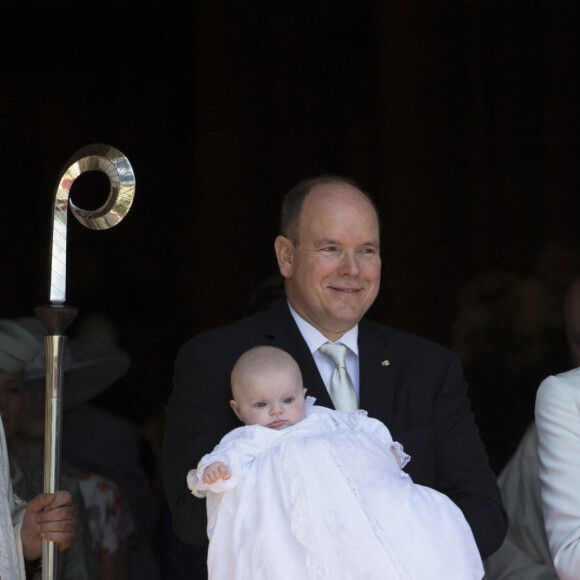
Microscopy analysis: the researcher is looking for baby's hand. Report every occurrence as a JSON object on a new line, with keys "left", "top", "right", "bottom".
{"left": 202, "top": 461, "right": 231, "bottom": 484}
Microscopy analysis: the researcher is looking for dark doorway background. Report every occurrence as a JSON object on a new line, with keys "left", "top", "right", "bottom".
{"left": 2, "top": 1, "right": 579, "bottom": 473}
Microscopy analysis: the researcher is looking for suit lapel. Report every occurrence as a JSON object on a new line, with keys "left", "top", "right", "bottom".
{"left": 262, "top": 301, "right": 334, "bottom": 408}
{"left": 260, "top": 303, "right": 398, "bottom": 415}
{"left": 358, "top": 319, "right": 397, "bottom": 425}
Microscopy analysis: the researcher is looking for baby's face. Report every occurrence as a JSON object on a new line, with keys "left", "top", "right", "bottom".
{"left": 230, "top": 366, "right": 306, "bottom": 430}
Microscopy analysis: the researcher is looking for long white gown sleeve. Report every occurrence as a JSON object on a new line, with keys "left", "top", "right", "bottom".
{"left": 187, "top": 424, "right": 266, "bottom": 497}
{"left": 1, "top": 419, "right": 26, "bottom": 580}
{"left": 187, "top": 399, "right": 483, "bottom": 580}
{"left": 536, "top": 369, "right": 580, "bottom": 580}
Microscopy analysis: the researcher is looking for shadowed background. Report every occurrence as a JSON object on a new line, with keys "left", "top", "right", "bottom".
{"left": 1, "top": 0, "right": 579, "bottom": 473}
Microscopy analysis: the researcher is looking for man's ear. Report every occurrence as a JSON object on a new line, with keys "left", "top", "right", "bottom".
{"left": 230, "top": 400, "right": 243, "bottom": 422}
{"left": 274, "top": 235, "right": 294, "bottom": 278}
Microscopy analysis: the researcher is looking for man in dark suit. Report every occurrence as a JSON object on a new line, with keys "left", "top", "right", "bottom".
{"left": 163, "top": 175, "right": 507, "bottom": 565}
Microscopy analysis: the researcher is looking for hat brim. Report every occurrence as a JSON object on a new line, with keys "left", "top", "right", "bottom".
{"left": 24, "top": 352, "right": 130, "bottom": 410}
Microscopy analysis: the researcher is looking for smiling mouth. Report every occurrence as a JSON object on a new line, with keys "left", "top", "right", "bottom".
{"left": 330, "top": 287, "right": 360, "bottom": 293}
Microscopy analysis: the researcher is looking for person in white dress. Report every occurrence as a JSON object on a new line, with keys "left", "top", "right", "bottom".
{"left": 188, "top": 346, "right": 484, "bottom": 580}
{"left": 535, "top": 274, "right": 580, "bottom": 580}
{"left": 536, "top": 368, "right": 580, "bottom": 580}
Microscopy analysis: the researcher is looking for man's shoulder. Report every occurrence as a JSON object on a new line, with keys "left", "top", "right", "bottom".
{"left": 187, "top": 306, "right": 281, "bottom": 343}
{"left": 175, "top": 302, "right": 290, "bottom": 366}
{"left": 361, "top": 317, "right": 455, "bottom": 359}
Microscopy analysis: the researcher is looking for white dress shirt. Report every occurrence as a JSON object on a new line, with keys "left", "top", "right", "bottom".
{"left": 287, "top": 302, "right": 360, "bottom": 403}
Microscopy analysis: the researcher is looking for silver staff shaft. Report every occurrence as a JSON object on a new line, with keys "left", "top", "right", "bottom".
{"left": 42, "top": 334, "right": 66, "bottom": 578}
{"left": 38, "top": 143, "right": 135, "bottom": 580}
{"left": 36, "top": 305, "right": 77, "bottom": 580}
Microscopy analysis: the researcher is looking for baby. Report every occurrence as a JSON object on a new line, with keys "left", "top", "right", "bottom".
{"left": 188, "top": 346, "right": 483, "bottom": 580}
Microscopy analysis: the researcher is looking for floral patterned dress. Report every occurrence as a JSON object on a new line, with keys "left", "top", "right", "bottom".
{"left": 76, "top": 472, "right": 136, "bottom": 562}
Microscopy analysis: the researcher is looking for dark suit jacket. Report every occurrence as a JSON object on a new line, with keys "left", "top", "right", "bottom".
{"left": 163, "top": 300, "right": 507, "bottom": 559}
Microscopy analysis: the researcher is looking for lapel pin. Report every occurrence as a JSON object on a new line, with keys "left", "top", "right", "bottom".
{"left": 381, "top": 360, "right": 390, "bottom": 366}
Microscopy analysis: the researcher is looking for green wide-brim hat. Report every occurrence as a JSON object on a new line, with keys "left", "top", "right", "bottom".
{"left": 0, "top": 320, "right": 42, "bottom": 373}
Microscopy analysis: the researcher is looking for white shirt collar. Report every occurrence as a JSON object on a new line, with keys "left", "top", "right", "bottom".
{"left": 287, "top": 301, "right": 359, "bottom": 355}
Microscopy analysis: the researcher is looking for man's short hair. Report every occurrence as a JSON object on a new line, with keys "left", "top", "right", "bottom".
{"left": 279, "top": 175, "right": 379, "bottom": 244}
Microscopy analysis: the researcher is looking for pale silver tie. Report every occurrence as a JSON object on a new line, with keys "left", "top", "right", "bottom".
{"left": 319, "top": 342, "right": 358, "bottom": 412}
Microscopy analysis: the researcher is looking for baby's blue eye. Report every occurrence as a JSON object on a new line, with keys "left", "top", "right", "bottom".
{"left": 255, "top": 402, "right": 267, "bottom": 408}
{"left": 283, "top": 397, "right": 294, "bottom": 404}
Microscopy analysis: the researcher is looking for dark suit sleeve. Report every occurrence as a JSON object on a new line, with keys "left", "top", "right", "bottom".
{"left": 162, "top": 332, "right": 241, "bottom": 546}
{"left": 428, "top": 351, "right": 508, "bottom": 559}
{"left": 162, "top": 304, "right": 302, "bottom": 545}
{"left": 377, "top": 325, "right": 507, "bottom": 560}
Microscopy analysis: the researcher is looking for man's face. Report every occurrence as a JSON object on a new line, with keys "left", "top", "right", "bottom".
{"left": 0, "top": 370, "right": 23, "bottom": 438}
{"left": 276, "top": 183, "right": 381, "bottom": 341}
{"left": 230, "top": 365, "right": 307, "bottom": 430}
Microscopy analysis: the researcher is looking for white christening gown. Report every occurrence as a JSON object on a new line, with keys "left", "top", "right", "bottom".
{"left": 188, "top": 398, "right": 483, "bottom": 580}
